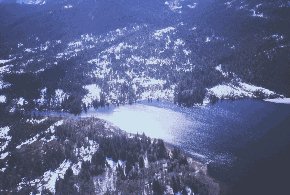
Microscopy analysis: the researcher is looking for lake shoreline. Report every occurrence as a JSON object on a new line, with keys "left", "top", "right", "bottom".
{"left": 28, "top": 109, "right": 225, "bottom": 194}
{"left": 29, "top": 99, "right": 290, "bottom": 195}
{"left": 165, "top": 142, "right": 225, "bottom": 194}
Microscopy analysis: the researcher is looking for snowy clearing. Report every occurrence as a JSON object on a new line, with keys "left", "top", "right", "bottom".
{"left": 82, "top": 84, "right": 101, "bottom": 106}
{"left": 207, "top": 82, "right": 277, "bottom": 99}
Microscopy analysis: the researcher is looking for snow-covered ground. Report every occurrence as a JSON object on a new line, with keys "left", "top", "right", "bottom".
{"left": 17, "top": 160, "right": 72, "bottom": 194}
{"left": 17, "top": 97, "right": 27, "bottom": 106}
{"left": 215, "top": 64, "right": 229, "bottom": 77}
{"left": 0, "top": 59, "right": 13, "bottom": 64}
{"left": 64, "top": 4, "right": 73, "bottom": 9}
{"left": 165, "top": 0, "right": 183, "bottom": 13}
{"left": 16, "top": 134, "right": 40, "bottom": 149}
{"left": 34, "top": 88, "right": 67, "bottom": 108}
{"left": 264, "top": 98, "right": 290, "bottom": 104}
{"left": 26, "top": 117, "right": 48, "bottom": 124}
{"left": 16, "top": 135, "right": 99, "bottom": 194}
{"left": 187, "top": 3, "right": 197, "bottom": 9}
{"left": 0, "top": 80, "right": 11, "bottom": 90}
{"left": 48, "top": 120, "right": 64, "bottom": 134}
{"left": 251, "top": 9, "right": 266, "bottom": 18}
{"left": 16, "top": 120, "right": 63, "bottom": 149}
{"left": 52, "top": 89, "right": 67, "bottom": 107}
{"left": 0, "top": 12, "right": 287, "bottom": 110}
{"left": 94, "top": 158, "right": 125, "bottom": 194}
{"left": 204, "top": 81, "right": 278, "bottom": 104}
{"left": 74, "top": 138, "right": 99, "bottom": 162}
{"left": 153, "top": 27, "right": 176, "bottom": 40}
{"left": 0, "top": 65, "right": 13, "bottom": 74}
{"left": 82, "top": 84, "right": 101, "bottom": 106}
{"left": 16, "top": 0, "right": 46, "bottom": 5}
{"left": 15, "top": 118, "right": 99, "bottom": 194}
{"left": 0, "top": 95, "right": 6, "bottom": 103}
{"left": 206, "top": 64, "right": 281, "bottom": 103}
{"left": 0, "top": 152, "right": 9, "bottom": 160}
{"left": 0, "top": 126, "right": 11, "bottom": 154}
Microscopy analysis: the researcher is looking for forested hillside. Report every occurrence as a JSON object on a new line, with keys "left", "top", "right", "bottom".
{"left": 0, "top": 114, "right": 219, "bottom": 194}
{"left": 0, "top": 0, "right": 289, "bottom": 114}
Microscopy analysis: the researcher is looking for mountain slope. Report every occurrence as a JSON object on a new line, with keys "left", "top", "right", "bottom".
{"left": 0, "top": 0, "right": 289, "bottom": 111}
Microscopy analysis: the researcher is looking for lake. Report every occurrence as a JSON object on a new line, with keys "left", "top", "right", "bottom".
{"left": 81, "top": 99, "right": 290, "bottom": 194}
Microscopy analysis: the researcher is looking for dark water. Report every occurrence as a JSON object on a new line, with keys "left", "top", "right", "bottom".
{"left": 86, "top": 99, "right": 290, "bottom": 194}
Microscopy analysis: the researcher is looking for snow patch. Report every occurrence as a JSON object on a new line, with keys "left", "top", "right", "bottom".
{"left": 145, "top": 57, "right": 171, "bottom": 66}
{"left": 265, "top": 34, "right": 284, "bottom": 42}
{"left": 165, "top": 0, "right": 182, "bottom": 13}
{"left": 0, "top": 80, "right": 11, "bottom": 90}
{"left": 0, "top": 65, "right": 13, "bottom": 74}
{"left": 206, "top": 82, "right": 277, "bottom": 100}
{"left": 16, "top": 135, "right": 39, "bottom": 149}
{"left": 0, "top": 59, "right": 12, "bottom": 64}
{"left": 48, "top": 120, "right": 64, "bottom": 134}
{"left": 82, "top": 84, "right": 101, "bottom": 106}
{"left": 215, "top": 64, "right": 229, "bottom": 77}
{"left": 144, "top": 153, "right": 149, "bottom": 168}
{"left": 251, "top": 9, "right": 266, "bottom": 18}
{"left": 26, "top": 117, "right": 48, "bottom": 125}
{"left": 0, "top": 126, "right": 11, "bottom": 153}
{"left": 41, "top": 160, "right": 71, "bottom": 193}
{"left": 264, "top": 98, "right": 290, "bottom": 104}
{"left": 183, "top": 49, "right": 191, "bottom": 56}
{"left": 174, "top": 39, "right": 185, "bottom": 47}
{"left": 35, "top": 88, "right": 47, "bottom": 106}
{"left": 17, "top": 160, "right": 71, "bottom": 194}
{"left": 191, "top": 27, "right": 197, "bottom": 31}
{"left": 39, "top": 41, "right": 50, "bottom": 51}
{"left": 205, "top": 37, "right": 212, "bottom": 42}
{"left": 153, "top": 27, "right": 175, "bottom": 40}
{"left": 0, "top": 152, "right": 9, "bottom": 160}
{"left": 16, "top": 120, "right": 64, "bottom": 149}
{"left": 0, "top": 95, "right": 6, "bottom": 103}
{"left": 17, "top": 97, "right": 27, "bottom": 106}
{"left": 64, "top": 4, "right": 73, "bottom": 9}
{"left": 187, "top": 3, "right": 197, "bottom": 9}
{"left": 18, "top": 43, "right": 24, "bottom": 48}
{"left": 24, "top": 48, "right": 35, "bottom": 53}
{"left": 0, "top": 126, "right": 10, "bottom": 141}
{"left": 17, "top": 0, "right": 46, "bottom": 5}
{"left": 225, "top": 1, "right": 234, "bottom": 8}
{"left": 94, "top": 158, "right": 124, "bottom": 193}
{"left": 74, "top": 139, "right": 99, "bottom": 162}
{"left": 106, "top": 42, "right": 137, "bottom": 60}
{"left": 239, "top": 82, "right": 275, "bottom": 96}
{"left": 52, "top": 89, "right": 67, "bottom": 106}
{"left": 71, "top": 161, "right": 82, "bottom": 175}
